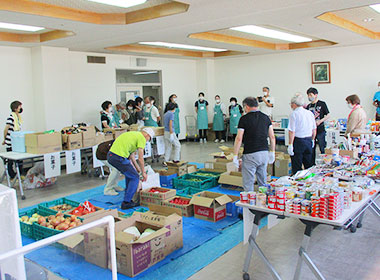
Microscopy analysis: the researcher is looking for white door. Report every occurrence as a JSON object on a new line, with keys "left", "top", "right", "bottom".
{"left": 116, "top": 85, "right": 143, "bottom": 103}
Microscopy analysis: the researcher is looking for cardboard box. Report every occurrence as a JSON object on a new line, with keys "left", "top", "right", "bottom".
{"left": 140, "top": 187, "right": 176, "bottom": 206}
{"left": 167, "top": 161, "right": 188, "bottom": 177}
{"left": 104, "top": 132, "right": 114, "bottom": 142}
{"left": 95, "top": 133, "right": 105, "bottom": 145}
{"left": 161, "top": 196, "right": 194, "bottom": 217}
{"left": 103, "top": 128, "right": 128, "bottom": 139}
{"left": 25, "top": 132, "right": 62, "bottom": 154}
{"left": 267, "top": 163, "right": 274, "bottom": 176}
{"left": 62, "top": 133, "right": 83, "bottom": 150}
{"left": 81, "top": 126, "right": 96, "bottom": 147}
{"left": 115, "top": 212, "right": 182, "bottom": 277}
{"left": 204, "top": 161, "right": 237, "bottom": 173}
{"left": 219, "top": 145, "right": 243, "bottom": 157}
{"left": 325, "top": 148, "right": 359, "bottom": 159}
{"left": 187, "top": 164, "right": 198, "bottom": 174}
{"left": 142, "top": 126, "right": 164, "bottom": 136}
{"left": 218, "top": 171, "right": 243, "bottom": 188}
{"left": 158, "top": 170, "right": 178, "bottom": 188}
{"left": 190, "top": 191, "right": 232, "bottom": 222}
{"left": 274, "top": 153, "right": 292, "bottom": 177}
{"left": 226, "top": 195, "right": 240, "bottom": 218}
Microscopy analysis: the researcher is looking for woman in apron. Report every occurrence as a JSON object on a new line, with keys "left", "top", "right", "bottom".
{"left": 143, "top": 96, "right": 159, "bottom": 127}
{"left": 195, "top": 92, "right": 208, "bottom": 143}
{"left": 229, "top": 97, "right": 243, "bottom": 140}
{"left": 165, "top": 94, "right": 180, "bottom": 136}
{"left": 101, "top": 101, "right": 118, "bottom": 129}
{"left": 213, "top": 95, "right": 226, "bottom": 143}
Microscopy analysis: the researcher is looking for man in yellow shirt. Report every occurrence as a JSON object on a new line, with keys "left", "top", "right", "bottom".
{"left": 107, "top": 128, "right": 155, "bottom": 209}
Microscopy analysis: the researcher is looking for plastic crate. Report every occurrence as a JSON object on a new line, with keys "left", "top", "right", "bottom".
{"left": 159, "top": 173, "right": 178, "bottom": 188}
{"left": 38, "top": 197, "right": 80, "bottom": 213}
{"left": 189, "top": 170, "right": 221, "bottom": 187}
{"left": 177, "top": 187, "right": 202, "bottom": 198}
{"left": 173, "top": 174, "right": 214, "bottom": 190}
{"left": 19, "top": 207, "right": 57, "bottom": 239}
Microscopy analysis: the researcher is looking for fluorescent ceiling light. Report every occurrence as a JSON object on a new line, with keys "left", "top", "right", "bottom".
{"left": 87, "top": 0, "right": 147, "bottom": 8}
{"left": 139, "top": 42, "right": 227, "bottom": 52}
{"left": 0, "top": 22, "right": 44, "bottom": 32}
{"left": 133, "top": 71, "right": 158, "bottom": 75}
{"left": 370, "top": 4, "right": 380, "bottom": 13}
{"left": 230, "top": 25, "right": 312, "bottom": 43}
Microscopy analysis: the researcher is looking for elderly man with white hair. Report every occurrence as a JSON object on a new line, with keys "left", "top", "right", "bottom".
{"left": 287, "top": 93, "right": 317, "bottom": 175}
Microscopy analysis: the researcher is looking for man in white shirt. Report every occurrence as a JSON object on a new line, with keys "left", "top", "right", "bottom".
{"left": 287, "top": 93, "right": 317, "bottom": 175}
{"left": 258, "top": 87, "right": 274, "bottom": 119}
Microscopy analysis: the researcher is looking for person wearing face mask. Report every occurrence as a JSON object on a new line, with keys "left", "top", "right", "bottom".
{"left": 135, "top": 97, "right": 145, "bottom": 126}
{"left": 143, "top": 96, "right": 160, "bottom": 127}
{"left": 229, "top": 97, "right": 244, "bottom": 140}
{"left": 345, "top": 94, "right": 367, "bottom": 136}
{"left": 258, "top": 86, "right": 275, "bottom": 119}
{"left": 233, "top": 97, "right": 276, "bottom": 191}
{"left": 3, "top": 100, "right": 24, "bottom": 179}
{"left": 305, "top": 87, "right": 330, "bottom": 165}
{"left": 163, "top": 103, "right": 181, "bottom": 164}
{"left": 150, "top": 96, "right": 163, "bottom": 125}
{"left": 164, "top": 94, "right": 180, "bottom": 136}
{"left": 125, "top": 99, "right": 137, "bottom": 125}
{"left": 372, "top": 81, "right": 380, "bottom": 121}
{"left": 213, "top": 95, "right": 227, "bottom": 143}
{"left": 101, "top": 101, "right": 118, "bottom": 129}
{"left": 195, "top": 92, "right": 209, "bottom": 143}
{"left": 287, "top": 93, "right": 317, "bottom": 175}
{"left": 115, "top": 101, "right": 128, "bottom": 124}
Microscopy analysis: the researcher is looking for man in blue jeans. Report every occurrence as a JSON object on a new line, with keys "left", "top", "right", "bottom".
{"left": 107, "top": 128, "right": 155, "bottom": 209}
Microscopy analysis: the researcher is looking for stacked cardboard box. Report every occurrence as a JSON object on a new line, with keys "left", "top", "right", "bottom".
{"left": 274, "top": 152, "right": 292, "bottom": 177}
{"left": 140, "top": 187, "right": 176, "bottom": 207}
{"left": 103, "top": 128, "right": 128, "bottom": 139}
{"left": 25, "top": 132, "right": 62, "bottom": 154}
{"left": 62, "top": 133, "right": 82, "bottom": 150}
{"left": 325, "top": 148, "right": 359, "bottom": 159}
{"left": 81, "top": 126, "right": 96, "bottom": 147}
{"left": 167, "top": 161, "right": 188, "bottom": 176}
{"left": 190, "top": 191, "right": 232, "bottom": 222}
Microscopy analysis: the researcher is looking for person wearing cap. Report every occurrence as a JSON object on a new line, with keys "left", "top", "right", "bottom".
{"left": 163, "top": 103, "right": 181, "bottom": 164}
{"left": 107, "top": 128, "right": 155, "bottom": 209}
{"left": 233, "top": 97, "right": 276, "bottom": 191}
{"left": 306, "top": 87, "right": 330, "bottom": 165}
{"left": 287, "top": 93, "right": 317, "bottom": 175}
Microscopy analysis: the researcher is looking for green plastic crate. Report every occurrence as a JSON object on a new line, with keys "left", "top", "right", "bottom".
{"left": 173, "top": 174, "right": 214, "bottom": 190}
{"left": 38, "top": 197, "right": 80, "bottom": 213}
{"left": 177, "top": 187, "right": 202, "bottom": 198}
{"left": 19, "top": 207, "right": 57, "bottom": 239}
{"left": 33, "top": 213, "right": 83, "bottom": 241}
{"left": 189, "top": 170, "right": 222, "bottom": 187}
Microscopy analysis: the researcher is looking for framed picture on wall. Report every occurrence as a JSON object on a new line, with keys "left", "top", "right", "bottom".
{"left": 311, "top": 61, "right": 331, "bottom": 84}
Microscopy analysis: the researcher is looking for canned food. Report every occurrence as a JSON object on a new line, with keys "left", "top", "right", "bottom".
{"left": 240, "top": 192, "right": 248, "bottom": 203}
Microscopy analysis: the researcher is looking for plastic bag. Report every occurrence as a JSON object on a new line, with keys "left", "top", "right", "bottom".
{"left": 23, "top": 162, "right": 57, "bottom": 189}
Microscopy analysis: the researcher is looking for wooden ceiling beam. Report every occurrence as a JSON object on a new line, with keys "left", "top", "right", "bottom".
{"left": 0, "top": 0, "right": 189, "bottom": 25}
{"left": 0, "top": 29, "right": 75, "bottom": 43}
{"left": 317, "top": 12, "right": 380, "bottom": 40}
{"left": 106, "top": 44, "right": 204, "bottom": 57}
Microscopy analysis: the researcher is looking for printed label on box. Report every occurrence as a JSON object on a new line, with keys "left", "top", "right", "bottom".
{"left": 194, "top": 205, "right": 214, "bottom": 218}
{"left": 132, "top": 241, "right": 151, "bottom": 275}
{"left": 215, "top": 208, "right": 226, "bottom": 222}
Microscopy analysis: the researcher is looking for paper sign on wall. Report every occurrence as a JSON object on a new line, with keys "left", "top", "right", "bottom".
{"left": 44, "top": 152, "right": 61, "bottom": 179}
{"left": 156, "top": 136, "right": 165, "bottom": 155}
{"left": 92, "top": 145, "right": 104, "bottom": 168}
{"left": 65, "top": 150, "right": 81, "bottom": 174}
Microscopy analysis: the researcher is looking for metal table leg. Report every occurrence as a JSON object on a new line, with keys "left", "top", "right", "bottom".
{"left": 243, "top": 210, "right": 282, "bottom": 280}
{"left": 2, "top": 157, "right": 11, "bottom": 187}
{"left": 15, "top": 161, "right": 25, "bottom": 200}
{"left": 100, "top": 166, "right": 105, "bottom": 180}
{"left": 294, "top": 221, "right": 325, "bottom": 280}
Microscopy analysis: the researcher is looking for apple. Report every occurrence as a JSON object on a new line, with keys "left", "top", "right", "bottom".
{"left": 40, "top": 222, "right": 47, "bottom": 227}
{"left": 38, "top": 216, "right": 46, "bottom": 224}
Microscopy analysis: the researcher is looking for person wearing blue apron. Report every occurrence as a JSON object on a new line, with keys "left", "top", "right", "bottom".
{"left": 195, "top": 92, "right": 208, "bottom": 143}
{"left": 143, "top": 96, "right": 160, "bottom": 127}
{"left": 229, "top": 97, "right": 243, "bottom": 140}
{"left": 213, "top": 95, "right": 226, "bottom": 143}
{"left": 164, "top": 94, "right": 180, "bottom": 136}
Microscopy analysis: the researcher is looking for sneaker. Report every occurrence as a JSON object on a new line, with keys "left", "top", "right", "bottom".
{"left": 199, "top": 138, "right": 203, "bottom": 144}
{"left": 113, "top": 185, "right": 125, "bottom": 192}
{"left": 203, "top": 138, "right": 207, "bottom": 143}
{"left": 121, "top": 201, "right": 140, "bottom": 210}
{"left": 220, "top": 139, "right": 225, "bottom": 143}
{"left": 214, "top": 139, "right": 219, "bottom": 143}
{"left": 104, "top": 189, "right": 119, "bottom": 196}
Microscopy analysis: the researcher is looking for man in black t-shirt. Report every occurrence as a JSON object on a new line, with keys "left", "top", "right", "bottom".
{"left": 233, "top": 97, "right": 276, "bottom": 191}
{"left": 306, "top": 88, "right": 330, "bottom": 165}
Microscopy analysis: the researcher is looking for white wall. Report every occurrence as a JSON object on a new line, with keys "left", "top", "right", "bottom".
{"left": 0, "top": 46, "right": 34, "bottom": 152}
{"left": 214, "top": 43, "right": 380, "bottom": 121}
{"left": 69, "top": 52, "right": 197, "bottom": 139}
